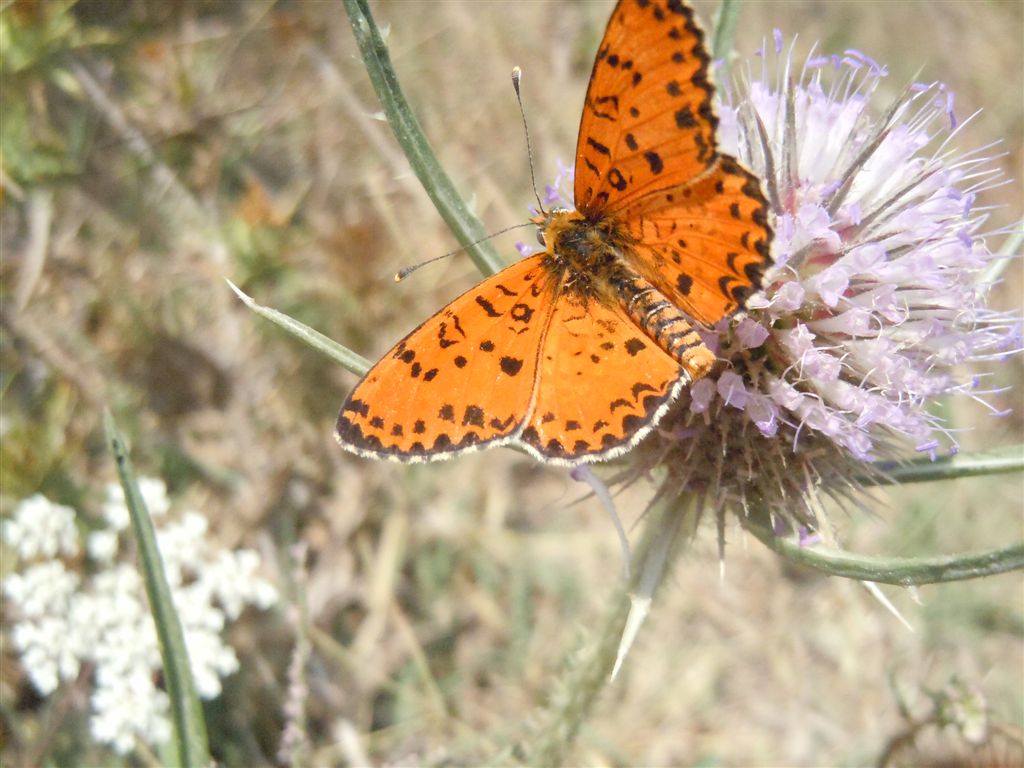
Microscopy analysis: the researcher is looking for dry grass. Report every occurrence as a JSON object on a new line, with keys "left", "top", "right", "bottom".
{"left": 2, "top": 1, "right": 1022, "bottom": 765}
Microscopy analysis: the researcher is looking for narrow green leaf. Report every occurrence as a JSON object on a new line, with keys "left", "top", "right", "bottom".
{"left": 226, "top": 278, "right": 371, "bottom": 376}
{"left": 744, "top": 518, "right": 1024, "bottom": 585}
{"left": 343, "top": 0, "right": 504, "bottom": 277}
{"left": 103, "top": 412, "right": 210, "bottom": 767}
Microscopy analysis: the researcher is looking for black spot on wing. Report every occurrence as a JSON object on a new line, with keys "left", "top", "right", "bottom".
{"left": 475, "top": 296, "right": 501, "bottom": 317}
{"left": 631, "top": 382, "right": 657, "bottom": 400}
{"left": 620, "top": 413, "right": 644, "bottom": 434}
{"left": 510, "top": 303, "right": 534, "bottom": 323}
{"left": 674, "top": 106, "right": 696, "bottom": 129}
{"left": 500, "top": 356, "right": 524, "bottom": 376}
{"left": 587, "top": 137, "right": 611, "bottom": 156}
{"left": 624, "top": 338, "right": 647, "bottom": 356}
{"left": 344, "top": 398, "right": 370, "bottom": 417}
{"left": 644, "top": 151, "right": 664, "bottom": 174}
{"left": 462, "top": 405, "right": 485, "bottom": 427}
{"left": 745, "top": 260, "right": 765, "bottom": 286}
{"left": 489, "top": 414, "right": 517, "bottom": 431}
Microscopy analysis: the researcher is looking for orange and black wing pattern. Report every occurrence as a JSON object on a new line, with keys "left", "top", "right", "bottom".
{"left": 622, "top": 157, "right": 771, "bottom": 325}
{"left": 336, "top": 255, "right": 556, "bottom": 461}
{"left": 574, "top": 0, "right": 772, "bottom": 324}
{"left": 518, "top": 287, "right": 685, "bottom": 462}
{"left": 574, "top": 0, "right": 718, "bottom": 216}
{"left": 336, "top": 0, "right": 773, "bottom": 466}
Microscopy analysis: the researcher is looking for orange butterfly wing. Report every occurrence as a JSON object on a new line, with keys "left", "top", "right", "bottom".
{"left": 336, "top": 255, "right": 555, "bottom": 461}
{"left": 519, "top": 291, "right": 684, "bottom": 463}
{"left": 574, "top": 0, "right": 717, "bottom": 215}
{"left": 575, "top": 0, "right": 772, "bottom": 325}
{"left": 621, "top": 158, "right": 771, "bottom": 324}
{"left": 336, "top": 252, "right": 686, "bottom": 464}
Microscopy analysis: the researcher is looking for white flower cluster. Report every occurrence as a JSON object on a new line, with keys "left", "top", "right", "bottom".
{"left": 2, "top": 479, "right": 278, "bottom": 755}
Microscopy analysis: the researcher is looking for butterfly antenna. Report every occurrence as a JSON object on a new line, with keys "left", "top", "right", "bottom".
{"left": 394, "top": 222, "right": 533, "bottom": 282}
{"left": 511, "top": 66, "right": 546, "bottom": 216}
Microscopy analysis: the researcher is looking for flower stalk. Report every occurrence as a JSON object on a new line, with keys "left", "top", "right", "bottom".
{"left": 342, "top": 0, "right": 504, "bottom": 277}
{"left": 743, "top": 511, "right": 1024, "bottom": 585}
{"left": 862, "top": 444, "right": 1024, "bottom": 486}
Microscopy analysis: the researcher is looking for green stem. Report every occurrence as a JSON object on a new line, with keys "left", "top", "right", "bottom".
{"left": 861, "top": 445, "right": 1024, "bottom": 486}
{"left": 104, "top": 412, "right": 210, "bottom": 767}
{"left": 343, "top": 0, "right": 504, "bottom": 277}
{"left": 744, "top": 518, "right": 1024, "bottom": 585}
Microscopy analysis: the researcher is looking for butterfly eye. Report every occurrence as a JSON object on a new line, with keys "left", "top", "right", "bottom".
{"left": 536, "top": 230, "right": 547, "bottom": 247}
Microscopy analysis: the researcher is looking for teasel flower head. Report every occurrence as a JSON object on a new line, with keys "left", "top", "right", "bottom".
{"left": 625, "top": 34, "right": 1020, "bottom": 531}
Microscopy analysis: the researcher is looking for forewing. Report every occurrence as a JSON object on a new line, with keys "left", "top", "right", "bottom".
{"left": 622, "top": 157, "right": 773, "bottom": 325}
{"left": 336, "top": 255, "right": 555, "bottom": 462}
{"left": 574, "top": 0, "right": 717, "bottom": 215}
{"left": 517, "top": 292, "right": 684, "bottom": 464}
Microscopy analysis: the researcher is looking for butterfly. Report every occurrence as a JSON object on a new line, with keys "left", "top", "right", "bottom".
{"left": 336, "top": 0, "right": 771, "bottom": 465}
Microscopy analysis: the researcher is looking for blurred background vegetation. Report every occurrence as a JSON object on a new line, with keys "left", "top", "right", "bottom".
{"left": 1, "top": 0, "right": 1022, "bottom": 765}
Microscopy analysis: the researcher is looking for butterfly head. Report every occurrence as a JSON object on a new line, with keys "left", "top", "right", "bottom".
{"left": 529, "top": 207, "right": 572, "bottom": 248}
{"left": 526, "top": 207, "right": 645, "bottom": 310}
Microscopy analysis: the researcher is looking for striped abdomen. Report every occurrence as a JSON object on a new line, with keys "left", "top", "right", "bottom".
{"left": 613, "top": 270, "right": 716, "bottom": 383}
